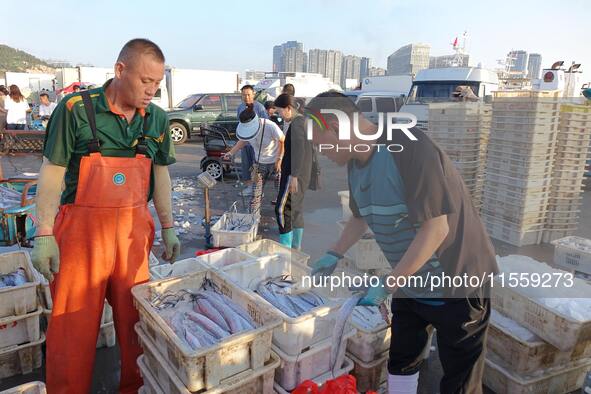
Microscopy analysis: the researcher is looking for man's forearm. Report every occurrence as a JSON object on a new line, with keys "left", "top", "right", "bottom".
{"left": 36, "top": 158, "right": 66, "bottom": 236}
{"left": 153, "top": 165, "right": 173, "bottom": 228}
{"left": 387, "top": 215, "right": 449, "bottom": 288}
{"left": 229, "top": 140, "right": 247, "bottom": 156}
{"left": 332, "top": 215, "right": 369, "bottom": 256}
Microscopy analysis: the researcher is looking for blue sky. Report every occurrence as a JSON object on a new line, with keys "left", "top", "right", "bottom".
{"left": 2, "top": 0, "right": 590, "bottom": 81}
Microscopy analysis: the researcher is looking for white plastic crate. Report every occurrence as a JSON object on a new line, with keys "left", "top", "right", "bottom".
{"left": 348, "top": 350, "right": 388, "bottom": 393}
{"left": 135, "top": 324, "right": 280, "bottom": 394}
{"left": 195, "top": 248, "right": 257, "bottom": 270}
{"left": 131, "top": 270, "right": 281, "bottom": 392}
{"left": 237, "top": 239, "right": 310, "bottom": 266}
{"left": 0, "top": 381, "right": 46, "bottom": 394}
{"left": 0, "top": 251, "right": 39, "bottom": 318}
{"left": 273, "top": 357, "right": 354, "bottom": 394}
{"left": 218, "top": 256, "right": 350, "bottom": 357}
{"left": 336, "top": 221, "right": 390, "bottom": 271}
{"left": 96, "top": 322, "right": 116, "bottom": 348}
{"left": 482, "top": 217, "right": 544, "bottom": 247}
{"left": 488, "top": 312, "right": 591, "bottom": 375}
{"left": 493, "top": 256, "right": 591, "bottom": 350}
{"left": 0, "top": 334, "right": 44, "bottom": 379}
{"left": 552, "top": 236, "right": 591, "bottom": 276}
{"left": 149, "top": 258, "right": 209, "bottom": 280}
{"left": 272, "top": 330, "right": 355, "bottom": 392}
{"left": 338, "top": 190, "right": 352, "bottom": 221}
{"left": 0, "top": 307, "right": 42, "bottom": 349}
{"left": 210, "top": 213, "right": 258, "bottom": 247}
{"left": 483, "top": 357, "right": 591, "bottom": 394}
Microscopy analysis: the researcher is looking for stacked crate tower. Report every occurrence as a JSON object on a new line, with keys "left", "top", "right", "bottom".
{"left": 427, "top": 102, "right": 492, "bottom": 209}
{"left": 482, "top": 90, "right": 561, "bottom": 246}
{"left": 543, "top": 103, "right": 591, "bottom": 242}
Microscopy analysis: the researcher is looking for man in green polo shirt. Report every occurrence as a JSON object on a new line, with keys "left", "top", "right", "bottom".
{"left": 31, "top": 38, "right": 180, "bottom": 394}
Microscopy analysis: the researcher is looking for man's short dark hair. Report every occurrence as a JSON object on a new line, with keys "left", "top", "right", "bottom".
{"left": 39, "top": 92, "right": 49, "bottom": 98}
{"left": 282, "top": 83, "right": 295, "bottom": 96}
{"left": 240, "top": 84, "right": 255, "bottom": 92}
{"left": 117, "top": 38, "right": 165, "bottom": 67}
{"left": 264, "top": 100, "right": 275, "bottom": 110}
{"left": 306, "top": 90, "right": 360, "bottom": 115}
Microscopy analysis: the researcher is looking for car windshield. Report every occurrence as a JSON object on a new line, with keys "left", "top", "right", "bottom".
{"left": 176, "top": 94, "right": 203, "bottom": 109}
{"left": 406, "top": 82, "right": 480, "bottom": 104}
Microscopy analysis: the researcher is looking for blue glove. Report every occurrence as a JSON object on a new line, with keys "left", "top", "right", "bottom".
{"left": 310, "top": 251, "right": 342, "bottom": 277}
{"left": 357, "top": 278, "right": 390, "bottom": 306}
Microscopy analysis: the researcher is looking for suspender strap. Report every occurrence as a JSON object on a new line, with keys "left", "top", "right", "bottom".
{"left": 80, "top": 91, "right": 101, "bottom": 153}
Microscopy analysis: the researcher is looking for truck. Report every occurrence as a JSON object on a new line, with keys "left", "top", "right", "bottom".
{"left": 3, "top": 72, "right": 55, "bottom": 95}
{"left": 400, "top": 66, "right": 499, "bottom": 127}
{"left": 361, "top": 75, "right": 413, "bottom": 94}
{"left": 163, "top": 68, "right": 240, "bottom": 109}
{"left": 254, "top": 72, "right": 342, "bottom": 99}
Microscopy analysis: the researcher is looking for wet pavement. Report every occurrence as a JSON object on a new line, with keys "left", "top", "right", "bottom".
{"left": 0, "top": 140, "right": 588, "bottom": 393}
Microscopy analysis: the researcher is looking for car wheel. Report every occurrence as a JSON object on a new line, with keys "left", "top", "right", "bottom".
{"left": 169, "top": 122, "right": 188, "bottom": 144}
{"left": 204, "top": 160, "right": 223, "bottom": 180}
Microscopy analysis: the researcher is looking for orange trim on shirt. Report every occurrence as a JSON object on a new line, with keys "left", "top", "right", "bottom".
{"left": 107, "top": 97, "right": 146, "bottom": 118}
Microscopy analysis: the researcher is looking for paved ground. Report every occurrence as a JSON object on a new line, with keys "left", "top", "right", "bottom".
{"left": 0, "top": 139, "right": 589, "bottom": 393}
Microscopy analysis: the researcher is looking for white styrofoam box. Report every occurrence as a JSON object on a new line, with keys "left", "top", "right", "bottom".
{"left": 135, "top": 324, "right": 280, "bottom": 394}
{"left": 194, "top": 248, "right": 257, "bottom": 270}
{"left": 273, "top": 330, "right": 355, "bottom": 392}
{"left": 552, "top": 236, "right": 591, "bottom": 276}
{"left": 131, "top": 270, "right": 281, "bottom": 392}
{"left": 211, "top": 213, "right": 258, "bottom": 247}
{"left": 149, "top": 258, "right": 209, "bottom": 280}
{"left": 218, "top": 256, "right": 350, "bottom": 357}
{"left": 0, "top": 381, "right": 46, "bottom": 394}
{"left": 0, "top": 334, "right": 44, "bottom": 379}
{"left": 273, "top": 356, "right": 354, "bottom": 394}
{"left": 483, "top": 356, "right": 591, "bottom": 394}
{"left": 96, "top": 322, "right": 116, "bottom": 348}
{"left": 336, "top": 221, "right": 390, "bottom": 271}
{"left": 494, "top": 255, "right": 591, "bottom": 350}
{"left": 237, "top": 239, "right": 310, "bottom": 266}
{"left": 0, "top": 251, "right": 39, "bottom": 318}
{"left": 338, "top": 190, "right": 352, "bottom": 221}
{"left": 0, "top": 306, "right": 42, "bottom": 349}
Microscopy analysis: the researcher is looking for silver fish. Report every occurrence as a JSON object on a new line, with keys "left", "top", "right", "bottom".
{"left": 331, "top": 294, "right": 362, "bottom": 375}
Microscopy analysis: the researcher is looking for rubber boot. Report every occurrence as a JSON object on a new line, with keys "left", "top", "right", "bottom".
{"left": 279, "top": 231, "right": 293, "bottom": 248}
{"left": 292, "top": 228, "right": 304, "bottom": 250}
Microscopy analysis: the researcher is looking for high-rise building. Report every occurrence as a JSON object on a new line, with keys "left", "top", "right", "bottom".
{"left": 429, "top": 54, "right": 470, "bottom": 68}
{"left": 273, "top": 41, "right": 305, "bottom": 72}
{"left": 508, "top": 50, "right": 528, "bottom": 73}
{"left": 368, "top": 67, "right": 386, "bottom": 77}
{"left": 307, "top": 49, "right": 343, "bottom": 85}
{"left": 360, "top": 57, "right": 371, "bottom": 79}
{"left": 527, "top": 53, "right": 542, "bottom": 80}
{"left": 341, "top": 55, "right": 361, "bottom": 87}
{"left": 387, "top": 43, "right": 430, "bottom": 76}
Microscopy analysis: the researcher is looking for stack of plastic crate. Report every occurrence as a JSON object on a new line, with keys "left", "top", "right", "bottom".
{"left": 482, "top": 90, "right": 561, "bottom": 246}
{"left": 427, "top": 102, "right": 492, "bottom": 209}
{"left": 543, "top": 103, "right": 591, "bottom": 243}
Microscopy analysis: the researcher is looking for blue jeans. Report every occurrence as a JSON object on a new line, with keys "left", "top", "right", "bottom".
{"left": 240, "top": 145, "right": 255, "bottom": 182}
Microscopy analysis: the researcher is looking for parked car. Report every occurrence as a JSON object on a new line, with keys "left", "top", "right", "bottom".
{"left": 166, "top": 93, "right": 242, "bottom": 144}
{"left": 343, "top": 91, "right": 406, "bottom": 124}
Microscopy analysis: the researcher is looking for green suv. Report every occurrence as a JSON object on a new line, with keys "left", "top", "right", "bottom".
{"left": 166, "top": 93, "right": 242, "bottom": 144}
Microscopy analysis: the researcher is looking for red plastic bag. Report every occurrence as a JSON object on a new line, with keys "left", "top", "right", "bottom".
{"left": 292, "top": 375, "right": 357, "bottom": 394}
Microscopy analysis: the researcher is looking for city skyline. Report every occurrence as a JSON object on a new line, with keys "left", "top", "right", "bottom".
{"left": 2, "top": 0, "right": 590, "bottom": 82}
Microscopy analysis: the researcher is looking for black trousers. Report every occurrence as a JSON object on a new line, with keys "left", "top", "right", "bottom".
{"left": 275, "top": 174, "right": 305, "bottom": 234}
{"left": 388, "top": 287, "right": 490, "bottom": 394}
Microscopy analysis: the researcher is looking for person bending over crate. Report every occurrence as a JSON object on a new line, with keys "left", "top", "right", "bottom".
{"left": 31, "top": 39, "right": 180, "bottom": 394}
{"left": 307, "top": 92, "right": 499, "bottom": 394}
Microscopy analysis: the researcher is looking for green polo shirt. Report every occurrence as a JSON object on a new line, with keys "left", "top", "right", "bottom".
{"left": 43, "top": 80, "right": 176, "bottom": 204}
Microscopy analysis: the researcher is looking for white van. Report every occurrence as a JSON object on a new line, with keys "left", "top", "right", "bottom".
{"left": 344, "top": 91, "right": 406, "bottom": 124}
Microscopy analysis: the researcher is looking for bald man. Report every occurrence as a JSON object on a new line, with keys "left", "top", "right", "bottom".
{"left": 32, "top": 38, "right": 180, "bottom": 393}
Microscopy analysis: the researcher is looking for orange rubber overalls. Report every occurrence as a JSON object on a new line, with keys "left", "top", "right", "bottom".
{"left": 46, "top": 91, "right": 154, "bottom": 393}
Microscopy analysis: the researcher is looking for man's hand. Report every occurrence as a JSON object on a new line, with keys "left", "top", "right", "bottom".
{"left": 289, "top": 176, "right": 298, "bottom": 193}
{"left": 161, "top": 228, "right": 181, "bottom": 263}
{"left": 222, "top": 152, "right": 233, "bottom": 161}
{"left": 31, "top": 235, "right": 60, "bottom": 282}
{"left": 310, "top": 251, "right": 341, "bottom": 277}
{"left": 274, "top": 158, "right": 282, "bottom": 173}
{"left": 358, "top": 282, "right": 390, "bottom": 306}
